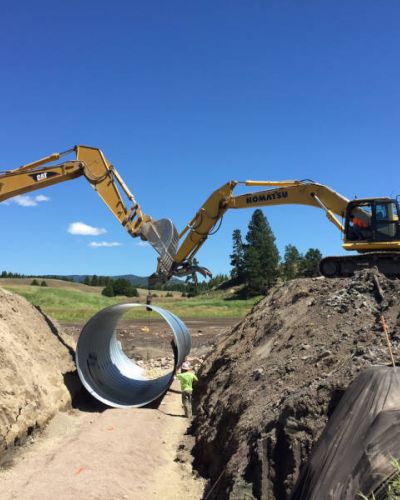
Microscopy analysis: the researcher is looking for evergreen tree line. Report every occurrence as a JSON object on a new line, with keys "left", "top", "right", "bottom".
{"left": 83, "top": 274, "right": 113, "bottom": 287}
{"left": 1, "top": 271, "right": 73, "bottom": 281}
{"left": 230, "top": 209, "right": 322, "bottom": 296}
{"left": 83, "top": 274, "right": 188, "bottom": 293}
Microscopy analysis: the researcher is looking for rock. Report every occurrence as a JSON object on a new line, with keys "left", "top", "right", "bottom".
{"left": 252, "top": 368, "right": 264, "bottom": 380}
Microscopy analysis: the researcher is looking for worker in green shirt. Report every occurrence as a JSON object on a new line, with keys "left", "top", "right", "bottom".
{"left": 177, "top": 362, "right": 198, "bottom": 418}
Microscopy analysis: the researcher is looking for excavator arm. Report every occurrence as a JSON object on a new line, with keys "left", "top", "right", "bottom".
{"left": 158, "top": 179, "right": 349, "bottom": 281}
{"left": 0, "top": 146, "right": 178, "bottom": 270}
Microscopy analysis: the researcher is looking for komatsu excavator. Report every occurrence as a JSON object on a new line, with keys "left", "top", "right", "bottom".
{"left": 1, "top": 147, "right": 400, "bottom": 282}
{"left": 161, "top": 179, "right": 400, "bottom": 282}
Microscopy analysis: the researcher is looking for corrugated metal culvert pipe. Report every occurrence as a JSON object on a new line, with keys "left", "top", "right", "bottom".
{"left": 76, "top": 303, "right": 191, "bottom": 408}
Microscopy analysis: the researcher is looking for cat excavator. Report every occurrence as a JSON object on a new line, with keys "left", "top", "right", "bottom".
{"left": 1, "top": 146, "right": 400, "bottom": 282}
{"left": 0, "top": 145, "right": 179, "bottom": 274}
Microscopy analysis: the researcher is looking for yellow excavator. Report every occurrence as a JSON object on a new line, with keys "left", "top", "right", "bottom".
{"left": 162, "top": 179, "right": 400, "bottom": 282}
{"left": 1, "top": 146, "right": 400, "bottom": 282}
{"left": 0, "top": 145, "right": 179, "bottom": 274}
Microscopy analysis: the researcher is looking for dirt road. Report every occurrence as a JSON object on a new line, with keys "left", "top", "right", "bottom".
{"left": 0, "top": 381, "right": 204, "bottom": 500}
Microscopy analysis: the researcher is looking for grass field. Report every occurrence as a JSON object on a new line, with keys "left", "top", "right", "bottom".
{"left": 0, "top": 280, "right": 261, "bottom": 323}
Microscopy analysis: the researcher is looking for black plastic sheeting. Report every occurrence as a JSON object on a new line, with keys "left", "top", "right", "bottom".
{"left": 292, "top": 366, "right": 400, "bottom": 500}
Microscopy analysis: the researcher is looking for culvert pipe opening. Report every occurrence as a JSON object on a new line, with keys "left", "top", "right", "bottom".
{"left": 76, "top": 303, "right": 191, "bottom": 408}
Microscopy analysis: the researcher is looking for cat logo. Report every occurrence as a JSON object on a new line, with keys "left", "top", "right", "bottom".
{"left": 29, "top": 171, "right": 58, "bottom": 182}
{"left": 36, "top": 172, "right": 48, "bottom": 181}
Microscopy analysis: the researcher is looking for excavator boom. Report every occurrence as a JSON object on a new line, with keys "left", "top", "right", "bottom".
{"left": 162, "top": 179, "right": 400, "bottom": 281}
{"left": 0, "top": 146, "right": 178, "bottom": 270}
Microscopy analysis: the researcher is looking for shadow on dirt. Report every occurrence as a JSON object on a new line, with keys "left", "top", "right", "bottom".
{"left": 70, "top": 386, "right": 108, "bottom": 413}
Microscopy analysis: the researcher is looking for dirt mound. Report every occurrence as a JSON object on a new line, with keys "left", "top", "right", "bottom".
{"left": 191, "top": 270, "right": 400, "bottom": 499}
{"left": 0, "top": 287, "right": 78, "bottom": 463}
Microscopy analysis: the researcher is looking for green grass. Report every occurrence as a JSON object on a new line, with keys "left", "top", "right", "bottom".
{"left": 359, "top": 458, "right": 400, "bottom": 499}
{"left": 1, "top": 284, "right": 261, "bottom": 323}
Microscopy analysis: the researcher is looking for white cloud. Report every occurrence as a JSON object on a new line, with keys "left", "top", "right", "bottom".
{"left": 137, "top": 241, "right": 149, "bottom": 247}
{"left": 68, "top": 222, "right": 107, "bottom": 236}
{"left": 89, "top": 241, "right": 122, "bottom": 248}
{"left": 7, "top": 194, "right": 50, "bottom": 207}
{"left": 35, "top": 194, "right": 50, "bottom": 202}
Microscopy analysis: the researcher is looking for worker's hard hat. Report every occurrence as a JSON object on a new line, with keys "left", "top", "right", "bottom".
{"left": 182, "top": 362, "right": 191, "bottom": 370}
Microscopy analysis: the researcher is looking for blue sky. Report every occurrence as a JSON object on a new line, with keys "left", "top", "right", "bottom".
{"left": 1, "top": 1, "right": 399, "bottom": 277}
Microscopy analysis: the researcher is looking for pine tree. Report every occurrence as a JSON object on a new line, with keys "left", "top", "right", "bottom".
{"left": 230, "top": 229, "right": 246, "bottom": 283}
{"left": 300, "top": 248, "right": 322, "bottom": 277}
{"left": 244, "top": 209, "right": 280, "bottom": 295}
{"left": 281, "top": 244, "right": 302, "bottom": 281}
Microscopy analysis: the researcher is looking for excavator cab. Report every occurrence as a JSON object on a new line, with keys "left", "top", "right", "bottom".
{"left": 344, "top": 198, "right": 400, "bottom": 244}
{"left": 321, "top": 197, "right": 400, "bottom": 278}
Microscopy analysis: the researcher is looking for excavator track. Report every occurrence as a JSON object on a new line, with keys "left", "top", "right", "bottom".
{"left": 320, "top": 252, "right": 400, "bottom": 279}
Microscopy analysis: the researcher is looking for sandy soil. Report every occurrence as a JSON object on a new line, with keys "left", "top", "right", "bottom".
{"left": 0, "top": 380, "right": 205, "bottom": 500}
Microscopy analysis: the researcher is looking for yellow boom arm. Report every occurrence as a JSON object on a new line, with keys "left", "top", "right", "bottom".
{"left": 0, "top": 145, "right": 150, "bottom": 235}
{"left": 0, "top": 146, "right": 178, "bottom": 270}
{"left": 167, "top": 180, "right": 349, "bottom": 279}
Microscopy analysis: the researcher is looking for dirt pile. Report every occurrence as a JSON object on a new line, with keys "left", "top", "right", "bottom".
{"left": 191, "top": 270, "right": 400, "bottom": 499}
{"left": 0, "top": 287, "right": 78, "bottom": 462}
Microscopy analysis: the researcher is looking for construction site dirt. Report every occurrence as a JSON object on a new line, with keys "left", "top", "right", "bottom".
{"left": 1, "top": 270, "right": 400, "bottom": 499}
{"left": 190, "top": 269, "right": 400, "bottom": 499}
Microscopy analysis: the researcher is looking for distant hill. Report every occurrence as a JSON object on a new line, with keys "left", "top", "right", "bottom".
{"left": 63, "top": 274, "right": 184, "bottom": 287}
{"left": 1, "top": 272, "right": 184, "bottom": 289}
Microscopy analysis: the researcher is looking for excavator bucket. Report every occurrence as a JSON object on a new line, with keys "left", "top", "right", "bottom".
{"left": 140, "top": 218, "right": 179, "bottom": 274}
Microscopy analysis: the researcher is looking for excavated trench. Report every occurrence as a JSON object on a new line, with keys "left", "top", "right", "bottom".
{"left": 0, "top": 294, "right": 193, "bottom": 467}
{"left": 3, "top": 271, "right": 400, "bottom": 499}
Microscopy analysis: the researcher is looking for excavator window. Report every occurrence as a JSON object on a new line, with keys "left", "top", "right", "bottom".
{"left": 346, "top": 200, "right": 400, "bottom": 242}
{"left": 374, "top": 201, "right": 399, "bottom": 241}
{"left": 347, "top": 202, "right": 372, "bottom": 241}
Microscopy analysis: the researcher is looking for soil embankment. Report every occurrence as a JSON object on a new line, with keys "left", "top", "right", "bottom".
{"left": 0, "top": 288, "right": 78, "bottom": 461}
{"left": 191, "top": 270, "right": 400, "bottom": 499}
